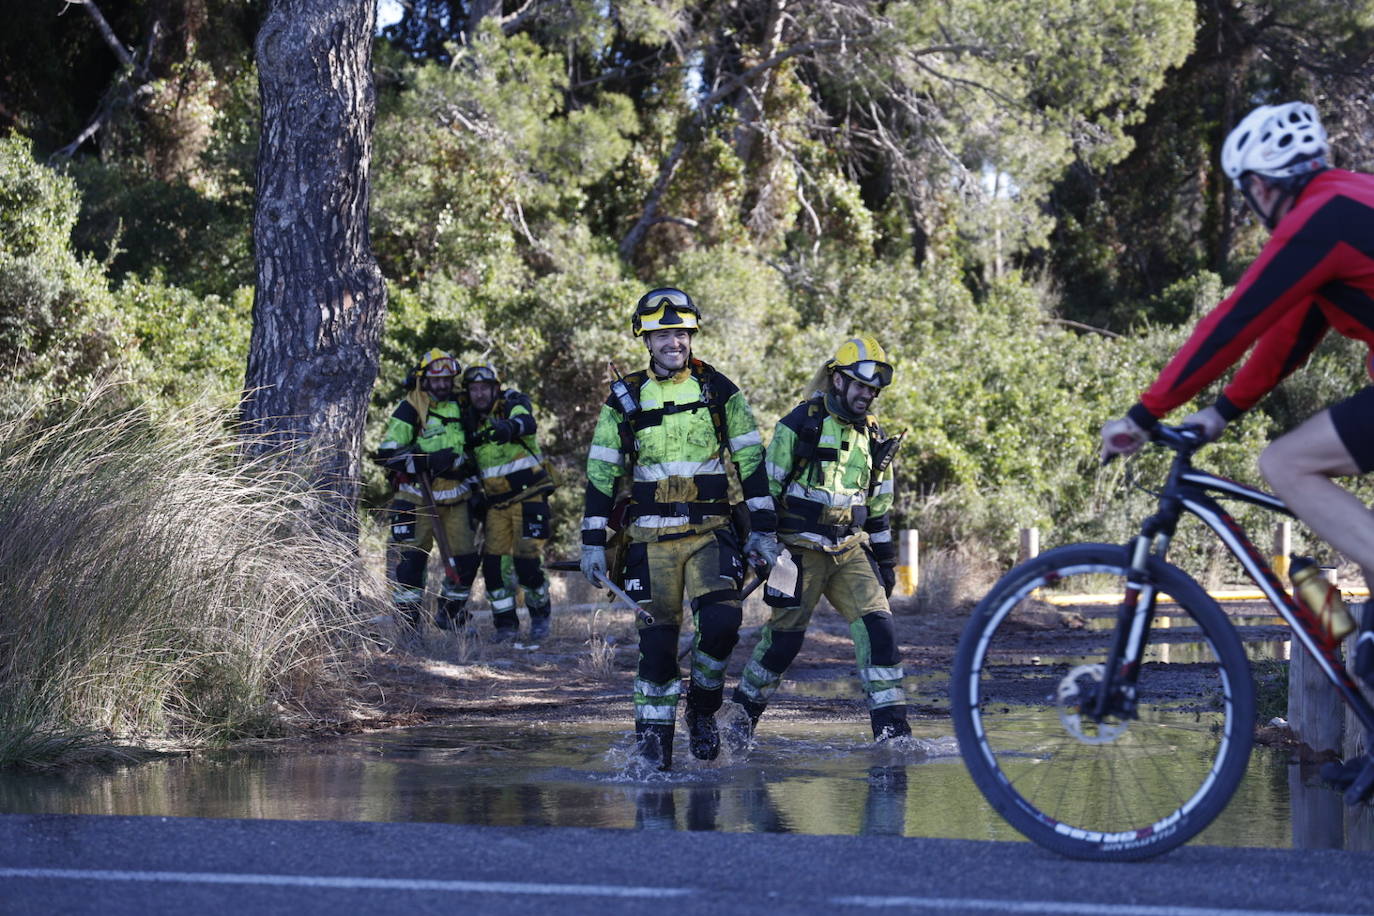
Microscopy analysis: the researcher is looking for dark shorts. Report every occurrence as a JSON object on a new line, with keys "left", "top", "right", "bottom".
{"left": 1328, "top": 386, "right": 1374, "bottom": 473}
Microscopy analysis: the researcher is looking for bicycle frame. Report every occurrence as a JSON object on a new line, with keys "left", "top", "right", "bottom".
{"left": 1105, "top": 427, "right": 1374, "bottom": 738}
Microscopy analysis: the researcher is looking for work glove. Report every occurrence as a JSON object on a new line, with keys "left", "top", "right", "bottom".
{"left": 1181, "top": 405, "right": 1227, "bottom": 443}
{"left": 1099, "top": 415, "right": 1148, "bottom": 462}
{"left": 580, "top": 544, "right": 608, "bottom": 588}
{"left": 878, "top": 563, "right": 897, "bottom": 598}
{"left": 743, "top": 530, "right": 782, "bottom": 572}
{"left": 488, "top": 418, "right": 519, "bottom": 444}
{"left": 425, "top": 448, "right": 461, "bottom": 476}
{"left": 377, "top": 453, "right": 407, "bottom": 474}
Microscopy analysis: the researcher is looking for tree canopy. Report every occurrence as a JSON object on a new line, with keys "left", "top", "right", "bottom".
{"left": 5, "top": 0, "right": 1374, "bottom": 564}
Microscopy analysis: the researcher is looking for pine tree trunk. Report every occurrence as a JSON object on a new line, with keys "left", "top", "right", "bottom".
{"left": 244, "top": 0, "right": 385, "bottom": 532}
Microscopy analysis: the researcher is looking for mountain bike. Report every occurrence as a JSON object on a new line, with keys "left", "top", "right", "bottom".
{"left": 950, "top": 424, "right": 1374, "bottom": 860}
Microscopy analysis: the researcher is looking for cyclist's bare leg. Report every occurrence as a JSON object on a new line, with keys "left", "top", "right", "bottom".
{"left": 1258, "top": 410, "right": 1374, "bottom": 574}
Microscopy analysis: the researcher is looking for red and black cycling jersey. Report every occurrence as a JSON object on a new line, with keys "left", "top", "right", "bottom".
{"left": 1129, "top": 169, "right": 1374, "bottom": 430}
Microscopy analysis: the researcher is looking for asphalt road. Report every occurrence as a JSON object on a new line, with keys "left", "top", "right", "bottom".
{"left": 1, "top": 813, "right": 1371, "bottom": 915}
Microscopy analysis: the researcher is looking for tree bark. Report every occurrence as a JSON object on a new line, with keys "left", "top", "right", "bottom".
{"left": 244, "top": 0, "right": 386, "bottom": 533}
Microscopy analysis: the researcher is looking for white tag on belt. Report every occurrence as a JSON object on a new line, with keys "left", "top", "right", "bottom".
{"left": 767, "top": 550, "right": 799, "bottom": 597}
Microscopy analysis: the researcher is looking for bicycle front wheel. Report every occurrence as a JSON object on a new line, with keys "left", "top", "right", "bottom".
{"left": 951, "top": 543, "right": 1255, "bottom": 860}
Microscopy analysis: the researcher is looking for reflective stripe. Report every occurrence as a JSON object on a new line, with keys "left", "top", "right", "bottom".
{"left": 439, "top": 585, "right": 470, "bottom": 601}
{"left": 379, "top": 438, "right": 405, "bottom": 451}
{"left": 745, "top": 495, "right": 773, "bottom": 511}
{"left": 819, "top": 434, "right": 839, "bottom": 446}
{"left": 786, "top": 482, "right": 865, "bottom": 508}
{"left": 876, "top": 479, "right": 894, "bottom": 496}
{"left": 634, "top": 679, "right": 682, "bottom": 699}
{"left": 867, "top": 687, "right": 906, "bottom": 709}
{"left": 588, "top": 444, "right": 623, "bottom": 466}
{"left": 490, "top": 590, "right": 517, "bottom": 612}
{"left": 582, "top": 516, "right": 609, "bottom": 531}
{"left": 691, "top": 650, "right": 727, "bottom": 689}
{"left": 862, "top": 666, "right": 905, "bottom": 684}
{"left": 399, "top": 481, "right": 472, "bottom": 502}
{"left": 631, "top": 515, "right": 692, "bottom": 529}
{"left": 633, "top": 459, "right": 725, "bottom": 481}
{"left": 392, "top": 587, "right": 423, "bottom": 604}
{"left": 635, "top": 704, "right": 678, "bottom": 723}
{"left": 728, "top": 430, "right": 762, "bottom": 452}
{"left": 765, "top": 460, "right": 788, "bottom": 482}
{"left": 482, "top": 455, "right": 541, "bottom": 479}
{"left": 868, "top": 528, "right": 893, "bottom": 544}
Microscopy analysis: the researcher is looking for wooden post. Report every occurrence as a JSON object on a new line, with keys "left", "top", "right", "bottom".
{"left": 896, "top": 529, "right": 918, "bottom": 596}
{"left": 1287, "top": 565, "right": 1346, "bottom": 755}
{"left": 1344, "top": 603, "right": 1374, "bottom": 850}
{"left": 1018, "top": 527, "right": 1039, "bottom": 565}
{"left": 1273, "top": 521, "right": 1292, "bottom": 583}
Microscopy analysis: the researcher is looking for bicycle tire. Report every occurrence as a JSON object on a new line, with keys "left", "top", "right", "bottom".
{"left": 951, "top": 543, "right": 1255, "bottom": 860}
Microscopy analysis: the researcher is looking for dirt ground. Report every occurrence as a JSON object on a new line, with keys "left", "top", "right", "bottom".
{"left": 337, "top": 586, "right": 1304, "bottom": 753}
{"left": 341, "top": 590, "right": 961, "bottom": 733}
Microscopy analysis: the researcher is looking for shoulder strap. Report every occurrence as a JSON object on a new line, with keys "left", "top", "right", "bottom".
{"left": 614, "top": 370, "right": 650, "bottom": 460}
{"left": 781, "top": 397, "right": 827, "bottom": 493}
{"left": 691, "top": 361, "right": 731, "bottom": 455}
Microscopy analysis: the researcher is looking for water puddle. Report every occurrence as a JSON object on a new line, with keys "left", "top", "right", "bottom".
{"left": 1, "top": 717, "right": 1367, "bottom": 848}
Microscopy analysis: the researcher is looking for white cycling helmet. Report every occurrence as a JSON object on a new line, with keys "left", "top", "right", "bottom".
{"left": 1221, "top": 102, "right": 1329, "bottom": 188}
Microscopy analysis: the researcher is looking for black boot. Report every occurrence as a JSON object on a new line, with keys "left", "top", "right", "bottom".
{"left": 490, "top": 610, "right": 520, "bottom": 643}
{"left": 685, "top": 707, "right": 720, "bottom": 761}
{"left": 724, "top": 695, "right": 765, "bottom": 753}
{"left": 434, "top": 598, "right": 472, "bottom": 633}
{"left": 870, "top": 705, "right": 912, "bottom": 742}
{"left": 528, "top": 612, "right": 551, "bottom": 643}
{"left": 635, "top": 722, "right": 674, "bottom": 771}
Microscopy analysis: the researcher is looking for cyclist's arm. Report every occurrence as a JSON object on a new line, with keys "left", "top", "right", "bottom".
{"left": 1215, "top": 300, "right": 1329, "bottom": 420}
{"left": 1128, "top": 216, "right": 1338, "bottom": 430}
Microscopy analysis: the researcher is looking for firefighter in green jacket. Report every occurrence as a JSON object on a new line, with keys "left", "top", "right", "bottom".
{"left": 730, "top": 335, "right": 912, "bottom": 742}
{"left": 462, "top": 364, "right": 557, "bottom": 643}
{"left": 374, "top": 349, "right": 480, "bottom": 634}
{"left": 579, "top": 288, "right": 780, "bottom": 770}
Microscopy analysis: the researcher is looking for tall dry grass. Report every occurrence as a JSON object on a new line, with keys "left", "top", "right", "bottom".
{"left": 900, "top": 543, "right": 1000, "bottom": 616}
{"left": 0, "top": 388, "right": 389, "bottom": 767}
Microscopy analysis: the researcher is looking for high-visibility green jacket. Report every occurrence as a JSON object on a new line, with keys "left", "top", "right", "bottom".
{"left": 376, "top": 390, "right": 473, "bottom": 505}
{"left": 464, "top": 394, "right": 552, "bottom": 506}
{"left": 766, "top": 393, "right": 895, "bottom": 554}
{"left": 582, "top": 359, "right": 775, "bottom": 545}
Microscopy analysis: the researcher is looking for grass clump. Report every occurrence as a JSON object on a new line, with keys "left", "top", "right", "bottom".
{"left": 0, "top": 388, "right": 388, "bottom": 767}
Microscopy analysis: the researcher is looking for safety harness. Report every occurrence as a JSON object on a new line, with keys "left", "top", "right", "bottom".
{"left": 779, "top": 394, "right": 900, "bottom": 542}
{"left": 615, "top": 360, "right": 735, "bottom": 525}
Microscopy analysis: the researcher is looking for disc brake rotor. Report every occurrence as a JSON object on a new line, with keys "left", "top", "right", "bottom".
{"left": 1057, "top": 663, "right": 1128, "bottom": 744}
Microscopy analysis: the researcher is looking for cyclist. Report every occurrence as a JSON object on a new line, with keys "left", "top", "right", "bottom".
{"left": 1099, "top": 101, "right": 1374, "bottom": 771}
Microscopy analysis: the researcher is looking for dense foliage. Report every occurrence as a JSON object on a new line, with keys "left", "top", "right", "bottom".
{"left": 5, "top": 0, "right": 1374, "bottom": 570}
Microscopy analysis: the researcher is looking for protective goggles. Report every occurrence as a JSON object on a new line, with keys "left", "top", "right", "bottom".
{"left": 634, "top": 289, "right": 700, "bottom": 334}
{"left": 463, "top": 366, "right": 499, "bottom": 384}
{"left": 838, "top": 359, "right": 894, "bottom": 389}
{"left": 422, "top": 356, "right": 459, "bottom": 377}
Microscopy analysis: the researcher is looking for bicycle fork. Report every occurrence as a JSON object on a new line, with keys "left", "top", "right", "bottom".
{"left": 1089, "top": 533, "right": 1161, "bottom": 722}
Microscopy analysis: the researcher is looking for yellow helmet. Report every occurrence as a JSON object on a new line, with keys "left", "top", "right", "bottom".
{"left": 461, "top": 364, "right": 500, "bottom": 387}
{"left": 632, "top": 287, "right": 701, "bottom": 337}
{"left": 417, "top": 348, "right": 459, "bottom": 379}
{"left": 829, "top": 334, "right": 893, "bottom": 389}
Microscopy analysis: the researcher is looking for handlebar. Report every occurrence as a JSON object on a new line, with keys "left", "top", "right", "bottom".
{"left": 1103, "top": 423, "right": 1207, "bottom": 466}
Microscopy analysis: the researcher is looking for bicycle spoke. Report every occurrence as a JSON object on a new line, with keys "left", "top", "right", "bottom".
{"left": 953, "top": 545, "right": 1254, "bottom": 860}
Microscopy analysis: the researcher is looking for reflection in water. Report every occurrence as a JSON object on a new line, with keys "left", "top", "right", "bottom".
{"left": 0, "top": 721, "right": 1366, "bottom": 849}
